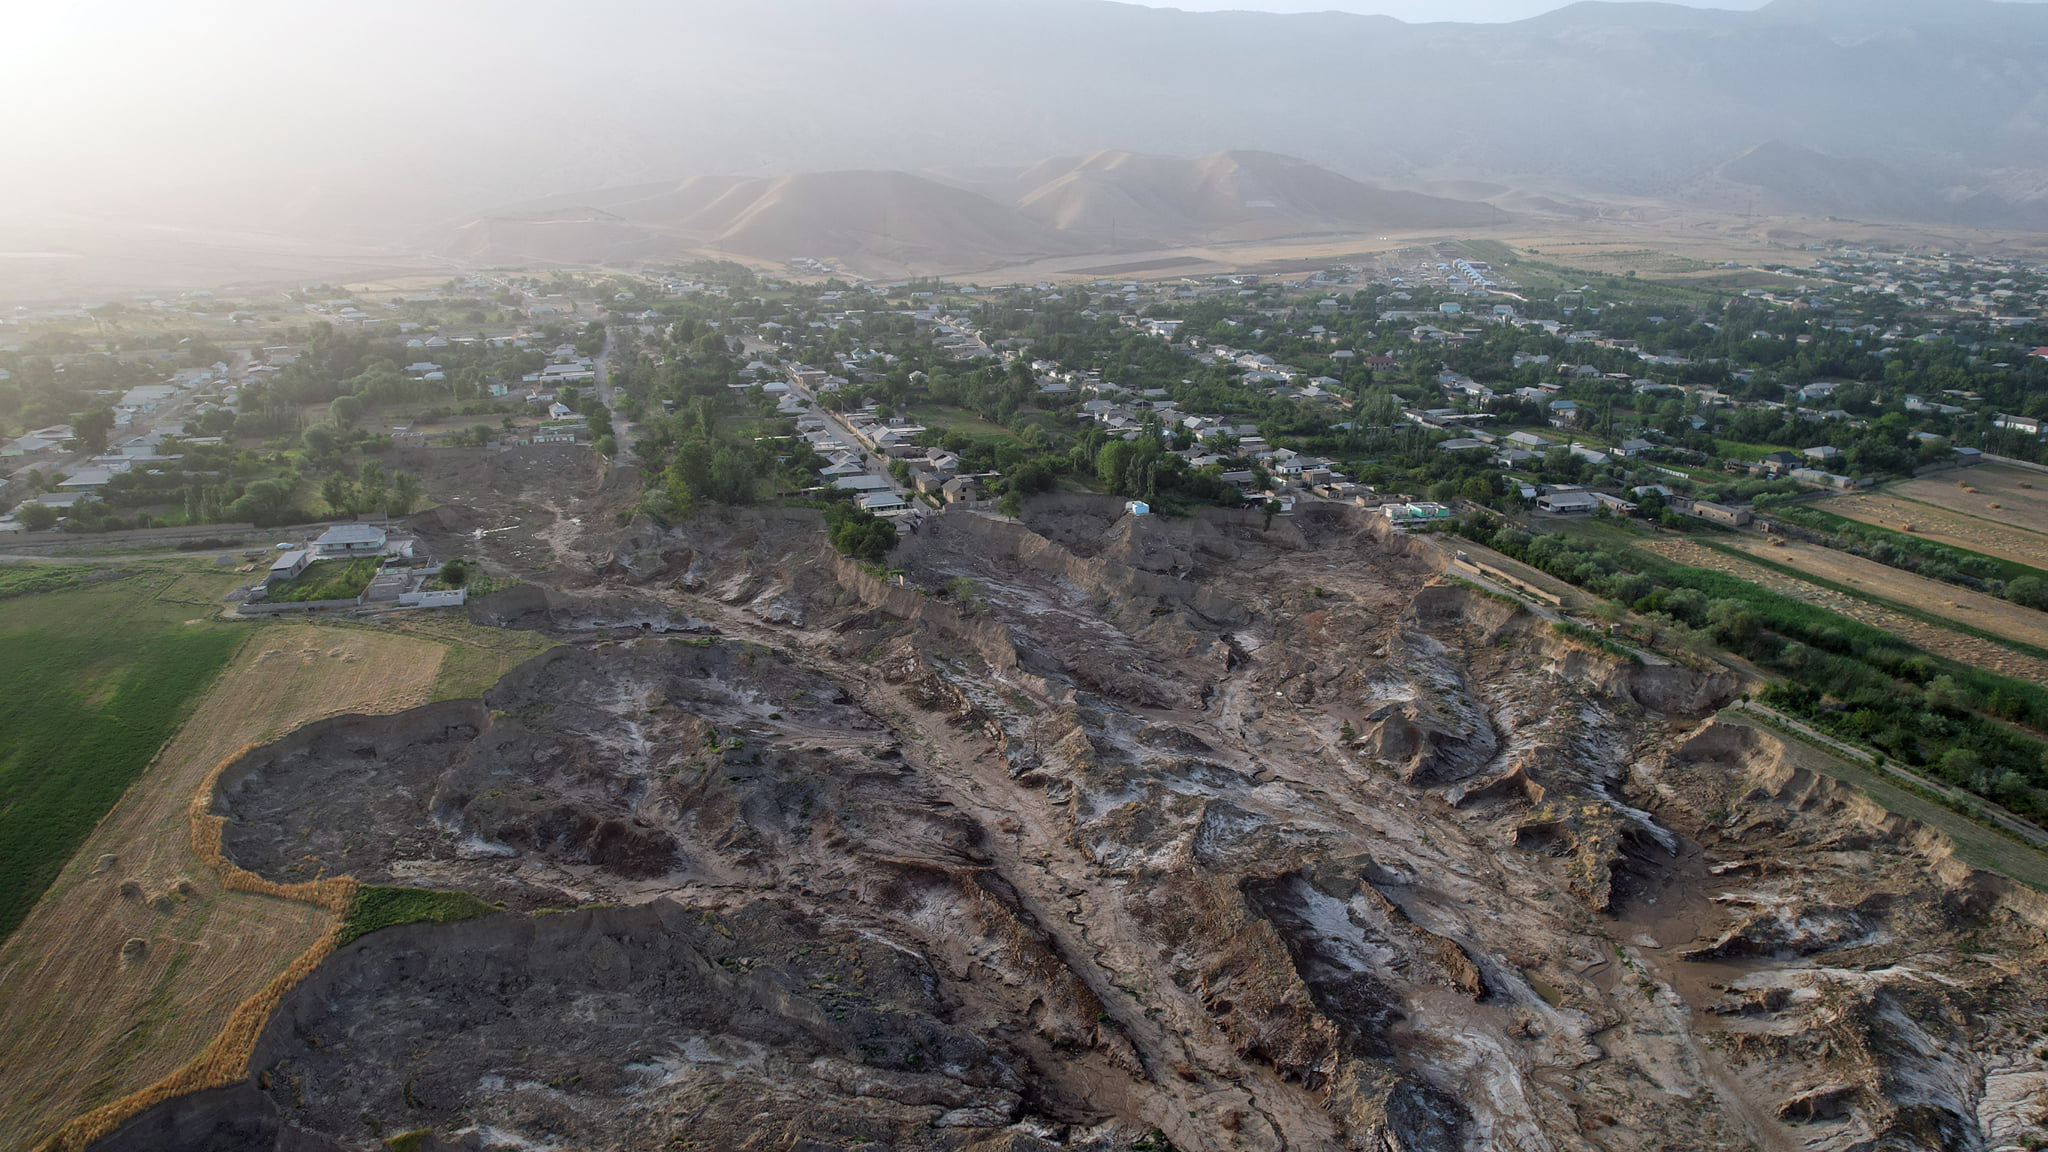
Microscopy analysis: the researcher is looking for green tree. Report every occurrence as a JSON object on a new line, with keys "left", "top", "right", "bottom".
{"left": 1938, "top": 747, "right": 1984, "bottom": 787}
{"left": 1925, "top": 674, "right": 1973, "bottom": 713}
{"left": 302, "top": 424, "right": 338, "bottom": 457}
{"left": 438, "top": 558, "right": 471, "bottom": 588}
{"left": 2007, "top": 575, "right": 2048, "bottom": 611}
{"left": 229, "top": 479, "right": 295, "bottom": 526}
{"left": 387, "top": 472, "right": 422, "bottom": 517}
{"left": 75, "top": 407, "right": 114, "bottom": 454}
{"left": 356, "top": 460, "right": 386, "bottom": 514}
{"left": 17, "top": 502, "right": 56, "bottom": 531}
{"left": 329, "top": 395, "right": 364, "bottom": 429}
{"left": 320, "top": 473, "right": 354, "bottom": 514}
{"left": 826, "top": 505, "right": 896, "bottom": 563}
{"left": 1705, "top": 600, "right": 1759, "bottom": 649}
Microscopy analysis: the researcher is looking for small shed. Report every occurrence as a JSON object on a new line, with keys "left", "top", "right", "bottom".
{"left": 1125, "top": 500, "right": 1151, "bottom": 516}
{"left": 268, "top": 549, "right": 312, "bottom": 583}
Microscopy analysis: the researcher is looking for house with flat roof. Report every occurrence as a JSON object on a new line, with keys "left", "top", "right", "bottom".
{"left": 268, "top": 549, "right": 313, "bottom": 583}
{"left": 313, "top": 523, "right": 388, "bottom": 557}
{"left": 1535, "top": 490, "right": 1600, "bottom": 515}
{"left": 57, "top": 468, "right": 114, "bottom": 491}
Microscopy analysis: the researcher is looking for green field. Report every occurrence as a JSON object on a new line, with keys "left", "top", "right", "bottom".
{"left": 904, "top": 404, "right": 1022, "bottom": 442}
{"left": 0, "top": 568, "right": 245, "bottom": 940}
{"left": 338, "top": 885, "right": 497, "bottom": 945}
{"left": 270, "top": 558, "right": 377, "bottom": 603}
{"left": 1713, "top": 439, "right": 1792, "bottom": 461}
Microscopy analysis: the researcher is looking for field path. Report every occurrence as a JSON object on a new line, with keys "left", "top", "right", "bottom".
{"left": 0, "top": 625, "right": 445, "bottom": 1152}
{"left": 1640, "top": 538, "right": 2048, "bottom": 685}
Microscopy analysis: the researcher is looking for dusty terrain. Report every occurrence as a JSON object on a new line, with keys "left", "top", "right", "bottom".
{"left": 0, "top": 627, "right": 446, "bottom": 1152}
{"left": 72, "top": 486, "right": 2048, "bottom": 1152}
{"left": 1641, "top": 537, "right": 2048, "bottom": 685}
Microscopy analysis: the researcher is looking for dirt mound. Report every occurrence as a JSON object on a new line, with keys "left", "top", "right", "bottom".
{"left": 213, "top": 641, "right": 969, "bottom": 908}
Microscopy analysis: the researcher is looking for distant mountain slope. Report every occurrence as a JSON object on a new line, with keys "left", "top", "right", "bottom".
{"left": 1013, "top": 151, "right": 1495, "bottom": 244}
{"left": 435, "top": 151, "right": 1497, "bottom": 271}
{"left": 1678, "top": 140, "right": 2048, "bottom": 230}
{"left": 678, "top": 170, "right": 1083, "bottom": 266}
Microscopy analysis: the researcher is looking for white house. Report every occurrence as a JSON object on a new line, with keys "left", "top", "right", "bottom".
{"left": 1535, "top": 490, "right": 1600, "bottom": 515}
{"left": 314, "top": 524, "right": 388, "bottom": 557}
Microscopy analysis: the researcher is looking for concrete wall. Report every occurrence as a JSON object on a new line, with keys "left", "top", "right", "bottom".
{"left": 235, "top": 597, "right": 361, "bottom": 616}
{"left": 400, "top": 588, "right": 468, "bottom": 608}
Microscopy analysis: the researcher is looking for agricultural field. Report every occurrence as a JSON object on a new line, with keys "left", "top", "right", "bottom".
{"left": 1715, "top": 535, "right": 2048, "bottom": 655}
{"left": 340, "top": 611, "right": 556, "bottom": 701}
{"left": 1639, "top": 538, "right": 2048, "bottom": 686}
{"left": 1890, "top": 466, "right": 2048, "bottom": 538}
{"left": 0, "top": 568, "right": 246, "bottom": 941}
{"left": 1821, "top": 487, "right": 2048, "bottom": 572}
{"left": 0, "top": 616, "right": 447, "bottom": 1152}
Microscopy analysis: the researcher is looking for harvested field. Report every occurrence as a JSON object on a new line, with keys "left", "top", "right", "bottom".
{"left": 1716, "top": 535, "right": 2048, "bottom": 654}
{"left": 1818, "top": 489, "right": 2048, "bottom": 572}
{"left": 1892, "top": 465, "right": 2048, "bottom": 537}
{"left": 0, "top": 625, "right": 445, "bottom": 1152}
{"left": 1639, "top": 538, "right": 2048, "bottom": 685}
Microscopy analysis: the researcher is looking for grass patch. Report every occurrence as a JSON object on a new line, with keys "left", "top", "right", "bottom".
{"left": 0, "top": 570, "right": 245, "bottom": 941}
{"left": 1552, "top": 620, "right": 1642, "bottom": 663}
{"left": 338, "top": 885, "right": 497, "bottom": 946}
{"left": 462, "top": 574, "right": 521, "bottom": 600}
{"left": 903, "top": 404, "right": 1022, "bottom": 441}
{"left": 1714, "top": 439, "right": 1791, "bottom": 461}
{"left": 269, "top": 558, "right": 377, "bottom": 603}
{"left": 318, "top": 612, "right": 556, "bottom": 701}
{"left": 0, "top": 565, "right": 123, "bottom": 601}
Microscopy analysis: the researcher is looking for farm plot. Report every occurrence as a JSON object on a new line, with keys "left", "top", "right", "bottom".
{"left": 1819, "top": 488, "right": 2048, "bottom": 572}
{"left": 1715, "top": 536, "right": 2048, "bottom": 654}
{"left": 1638, "top": 538, "right": 2048, "bottom": 686}
{"left": 1893, "top": 466, "right": 2048, "bottom": 537}
{"left": 0, "top": 624, "right": 446, "bottom": 1152}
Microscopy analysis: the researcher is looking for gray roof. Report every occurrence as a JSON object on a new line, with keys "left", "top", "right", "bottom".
{"left": 315, "top": 524, "right": 388, "bottom": 545}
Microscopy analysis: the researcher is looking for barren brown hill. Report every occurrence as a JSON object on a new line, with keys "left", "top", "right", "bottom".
{"left": 1015, "top": 150, "right": 1498, "bottom": 243}
{"left": 676, "top": 169, "right": 1085, "bottom": 267}
{"left": 434, "top": 151, "right": 1496, "bottom": 272}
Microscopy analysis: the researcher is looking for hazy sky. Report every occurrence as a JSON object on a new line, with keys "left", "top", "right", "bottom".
{"left": 1129, "top": 0, "right": 1767, "bottom": 19}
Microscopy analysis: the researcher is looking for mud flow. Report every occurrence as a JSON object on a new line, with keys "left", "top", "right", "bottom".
{"left": 99, "top": 494, "right": 2048, "bottom": 1152}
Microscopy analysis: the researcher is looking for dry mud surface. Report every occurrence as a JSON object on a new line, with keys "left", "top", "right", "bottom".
{"left": 92, "top": 496, "right": 2048, "bottom": 1152}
